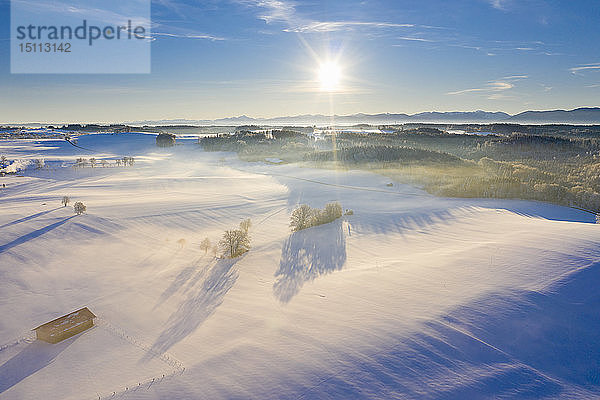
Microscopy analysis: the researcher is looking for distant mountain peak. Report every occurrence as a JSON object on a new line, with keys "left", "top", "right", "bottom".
{"left": 510, "top": 107, "right": 600, "bottom": 123}
{"left": 123, "top": 107, "right": 600, "bottom": 126}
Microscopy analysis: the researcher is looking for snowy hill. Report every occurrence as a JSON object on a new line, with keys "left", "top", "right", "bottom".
{"left": 0, "top": 134, "right": 599, "bottom": 399}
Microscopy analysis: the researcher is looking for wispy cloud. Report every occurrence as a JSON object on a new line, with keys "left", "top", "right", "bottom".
{"left": 285, "top": 21, "right": 413, "bottom": 33}
{"left": 11, "top": 0, "right": 150, "bottom": 26}
{"left": 390, "top": 30, "right": 555, "bottom": 57}
{"left": 239, "top": 0, "right": 556, "bottom": 61}
{"left": 150, "top": 32, "right": 225, "bottom": 41}
{"left": 238, "top": 0, "right": 414, "bottom": 34}
{"left": 235, "top": 0, "right": 298, "bottom": 25}
{"left": 502, "top": 75, "right": 528, "bottom": 80}
{"left": 252, "top": 0, "right": 296, "bottom": 24}
{"left": 489, "top": 0, "right": 508, "bottom": 10}
{"left": 395, "top": 36, "right": 435, "bottom": 43}
{"left": 570, "top": 64, "right": 600, "bottom": 75}
{"left": 447, "top": 81, "right": 514, "bottom": 95}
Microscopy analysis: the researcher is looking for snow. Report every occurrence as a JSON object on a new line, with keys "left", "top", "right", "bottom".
{"left": 1, "top": 159, "right": 31, "bottom": 174}
{"left": 265, "top": 158, "right": 284, "bottom": 164}
{"left": 447, "top": 130, "right": 500, "bottom": 136}
{"left": 0, "top": 133, "right": 599, "bottom": 399}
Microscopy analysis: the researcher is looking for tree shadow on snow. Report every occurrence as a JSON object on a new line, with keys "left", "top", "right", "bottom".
{"left": 154, "top": 257, "right": 213, "bottom": 309}
{"left": 0, "top": 216, "right": 76, "bottom": 253}
{"left": 0, "top": 336, "right": 77, "bottom": 394}
{"left": 0, "top": 207, "right": 62, "bottom": 229}
{"left": 147, "top": 257, "right": 241, "bottom": 356}
{"left": 273, "top": 220, "right": 347, "bottom": 303}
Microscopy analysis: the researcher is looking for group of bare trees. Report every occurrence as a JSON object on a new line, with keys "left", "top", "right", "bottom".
{"left": 117, "top": 157, "right": 135, "bottom": 167}
{"left": 74, "top": 157, "right": 134, "bottom": 168}
{"left": 219, "top": 218, "right": 252, "bottom": 258}
{"left": 199, "top": 238, "right": 213, "bottom": 255}
{"left": 290, "top": 202, "right": 344, "bottom": 232}
{"left": 197, "top": 218, "right": 253, "bottom": 259}
{"left": 1, "top": 156, "right": 126, "bottom": 172}
{"left": 61, "top": 195, "right": 86, "bottom": 215}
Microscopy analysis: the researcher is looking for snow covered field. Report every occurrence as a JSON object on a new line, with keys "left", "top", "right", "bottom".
{"left": 1, "top": 133, "right": 599, "bottom": 399}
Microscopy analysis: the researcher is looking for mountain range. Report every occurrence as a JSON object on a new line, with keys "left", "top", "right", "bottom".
{"left": 127, "top": 107, "right": 600, "bottom": 126}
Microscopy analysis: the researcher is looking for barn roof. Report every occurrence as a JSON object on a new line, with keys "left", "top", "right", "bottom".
{"left": 33, "top": 307, "right": 96, "bottom": 332}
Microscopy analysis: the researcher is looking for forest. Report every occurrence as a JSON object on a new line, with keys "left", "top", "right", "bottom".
{"left": 199, "top": 125, "right": 600, "bottom": 213}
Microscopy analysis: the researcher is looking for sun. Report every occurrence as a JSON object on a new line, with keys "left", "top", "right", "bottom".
{"left": 318, "top": 61, "right": 342, "bottom": 92}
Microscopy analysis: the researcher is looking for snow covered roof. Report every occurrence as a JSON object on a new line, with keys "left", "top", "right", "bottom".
{"left": 33, "top": 307, "right": 96, "bottom": 333}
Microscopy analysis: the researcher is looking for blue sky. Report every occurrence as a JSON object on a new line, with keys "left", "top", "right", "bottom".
{"left": 0, "top": 0, "right": 599, "bottom": 123}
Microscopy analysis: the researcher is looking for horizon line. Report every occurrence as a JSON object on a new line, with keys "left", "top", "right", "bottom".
{"left": 2, "top": 106, "right": 600, "bottom": 126}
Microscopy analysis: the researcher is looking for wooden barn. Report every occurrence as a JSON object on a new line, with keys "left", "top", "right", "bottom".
{"left": 33, "top": 307, "right": 96, "bottom": 344}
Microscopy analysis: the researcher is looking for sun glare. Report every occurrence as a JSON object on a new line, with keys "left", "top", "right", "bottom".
{"left": 318, "top": 61, "right": 342, "bottom": 92}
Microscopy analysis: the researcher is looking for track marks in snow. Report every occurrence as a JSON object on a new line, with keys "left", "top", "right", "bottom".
{"left": 94, "top": 318, "right": 185, "bottom": 400}
{"left": 0, "top": 320, "right": 184, "bottom": 400}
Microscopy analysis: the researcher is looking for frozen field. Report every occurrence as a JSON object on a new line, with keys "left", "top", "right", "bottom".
{"left": 0, "top": 133, "right": 599, "bottom": 399}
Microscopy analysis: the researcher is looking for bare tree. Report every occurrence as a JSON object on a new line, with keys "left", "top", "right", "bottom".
{"left": 239, "top": 218, "right": 252, "bottom": 233}
{"left": 74, "top": 201, "right": 86, "bottom": 215}
{"left": 75, "top": 158, "right": 87, "bottom": 168}
{"left": 101, "top": 159, "right": 108, "bottom": 168}
{"left": 115, "top": 159, "right": 122, "bottom": 167}
{"left": 61, "top": 196, "right": 70, "bottom": 207}
{"left": 89, "top": 158, "right": 96, "bottom": 168}
{"left": 0, "top": 155, "right": 7, "bottom": 167}
{"left": 34, "top": 159, "right": 45, "bottom": 170}
{"left": 322, "top": 202, "right": 343, "bottom": 223}
{"left": 200, "top": 237, "right": 212, "bottom": 254}
{"left": 219, "top": 229, "right": 251, "bottom": 258}
{"left": 290, "top": 202, "right": 343, "bottom": 232}
{"left": 290, "top": 204, "right": 315, "bottom": 232}
{"left": 122, "top": 157, "right": 135, "bottom": 167}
